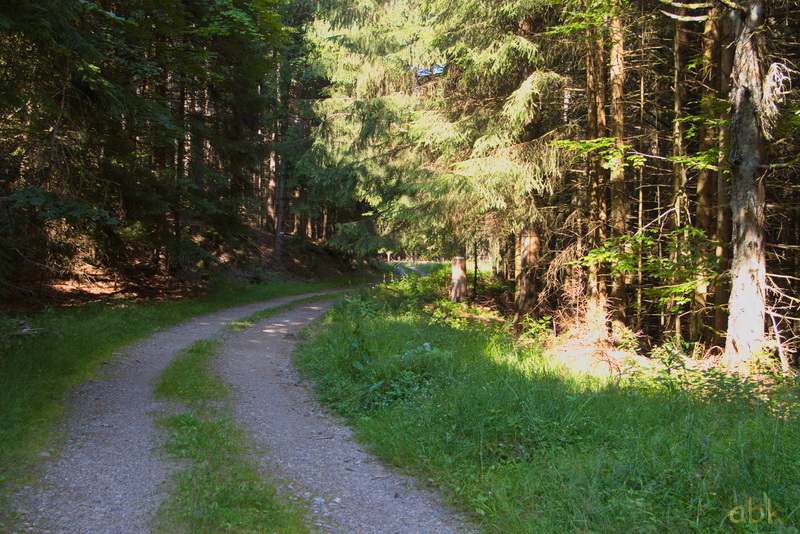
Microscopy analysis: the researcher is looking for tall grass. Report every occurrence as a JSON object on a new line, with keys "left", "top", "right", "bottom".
{"left": 295, "top": 275, "right": 800, "bottom": 532}
{"left": 0, "top": 276, "right": 360, "bottom": 506}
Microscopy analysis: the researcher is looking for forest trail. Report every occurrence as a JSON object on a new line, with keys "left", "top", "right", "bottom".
{"left": 12, "top": 291, "right": 472, "bottom": 533}
{"left": 216, "top": 301, "right": 472, "bottom": 533}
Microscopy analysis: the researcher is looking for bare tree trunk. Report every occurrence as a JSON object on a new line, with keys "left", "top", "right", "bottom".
{"left": 714, "top": 10, "right": 734, "bottom": 348}
{"left": 668, "top": 16, "right": 688, "bottom": 342}
{"left": 502, "top": 233, "right": 516, "bottom": 282}
{"left": 490, "top": 234, "right": 501, "bottom": 278}
{"left": 585, "top": 26, "right": 608, "bottom": 336}
{"left": 272, "top": 146, "right": 286, "bottom": 261}
{"left": 692, "top": 8, "right": 721, "bottom": 345}
{"left": 272, "top": 61, "right": 288, "bottom": 262}
{"left": 472, "top": 243, "right": 479, "bottom": 301}
{"left": 724, "top": 0, "right": 767, "bottom": 372}
{"left": 608, "top": 5, "right": 628, "bottom": 338}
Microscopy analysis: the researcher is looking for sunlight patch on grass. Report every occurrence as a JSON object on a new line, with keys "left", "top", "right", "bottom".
{"left": 295, "top": 281, "right": 800, "bottom": 532}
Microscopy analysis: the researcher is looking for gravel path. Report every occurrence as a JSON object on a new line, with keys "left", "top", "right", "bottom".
{"left": 216, "top": 300, "right": 474, "bottom": 533}
{"left": 13, "top": 291, "right": 474, "bottom": 533}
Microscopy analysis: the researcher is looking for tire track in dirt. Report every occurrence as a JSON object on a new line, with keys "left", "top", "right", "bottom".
{"left": 12, "top": 290, "right": 345, "bottom": 533}
{"left": 216, "top": 301, "right": 475, "bottom": 533}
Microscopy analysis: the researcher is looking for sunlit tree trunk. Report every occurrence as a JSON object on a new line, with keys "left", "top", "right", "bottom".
{"left": 724, "top": 0, "right": 767, "bottom": 372}
{"left": 585, "top": 26, "right": 608, "bottom": 336}
{"left": 490, "top": 234, "right": 501, "bottom": 278}
{"left": 608, "top": 4, "right": 628, "bottom": 338}
{"left": 501, "top": 233, "right": 516, "bottom": 282}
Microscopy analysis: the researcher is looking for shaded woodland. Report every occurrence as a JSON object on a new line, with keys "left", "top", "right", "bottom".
{"left": 1, "top": 0, "right": 799, "bottom": 370}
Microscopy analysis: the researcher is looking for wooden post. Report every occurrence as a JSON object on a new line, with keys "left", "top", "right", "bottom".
{"left": 450, "top": 256, "right": 467, "bottom": 303}
{"left": 514, "top": 226, "right": 540, "bottom": 317}
{"left": 472, "top": 246, "right": 478, "bottom": 301}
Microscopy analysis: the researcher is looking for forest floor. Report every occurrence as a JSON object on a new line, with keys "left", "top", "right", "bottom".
{"left": 11, "top": 291, "right": 473, "bottom": 533}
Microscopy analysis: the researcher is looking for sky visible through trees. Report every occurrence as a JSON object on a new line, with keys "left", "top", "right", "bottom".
{"left": 1, "top": 0, "right": 799, "bottom": 370}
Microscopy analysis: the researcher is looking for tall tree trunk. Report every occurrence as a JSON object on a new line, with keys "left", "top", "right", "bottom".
{"left": 490, "top": 234, "right": 501, "bottom": 278}
{"left": 668, "top": 17, "right": 688, "bottom": 341}
{"left": 692, "top": 9, "right": 721, "bottom": 345}
{"left": 724, "top": 0, "right": 767, "bottom": 373}
{"left": 272, "top": 142, "right": 286, "bottom": 260}
{"left": 502, "top": 233, "right": 516, "bottom": 282}
{"left": 272, "top": 60, "right": 288, "bottom": 262}
{"left": 608, "top": 6, "right": 627, "bottom": 338}
{"left": 714, "top": 9, "right": 735, "bottom": 348}
{"left": 175, "top": 85, "right": 188, "bottom": 270}
{"left": 585, "top": 26, "right": 608, "bottom": 337}
{"left": 472, "top": 242, "right": 479, "bottom": 301}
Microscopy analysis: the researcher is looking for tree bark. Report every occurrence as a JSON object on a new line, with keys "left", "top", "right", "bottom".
{"left": 608, "top": 4, "right": 628, "bottom": 338}
{"left": 272, "top": 60, "right": 288, "bottom": 262}
{"left": 692, "top": 8, "right": 721, "bottom": 345}
{"left": 514, "top": 224, "right": 541, "bottom": 318}
{"left": 714, "top": 8, "right": 735, "bottom": 348}
{"left": 585, "top": 26, "right": 608, "bottom": 336}
{"left": 723, "top": 0, "right": 767, "bottom": 373}
{"left": 668, "top": 16, "right": 688, "bottom": 341}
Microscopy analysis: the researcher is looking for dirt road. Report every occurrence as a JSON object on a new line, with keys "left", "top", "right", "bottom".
{"left": 13, "top": 292, "right": 472, "bottom": 533}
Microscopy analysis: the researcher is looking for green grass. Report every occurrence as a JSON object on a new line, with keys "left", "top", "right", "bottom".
{"left": 398, "top": 261, "right": 447, "bottom": 274}
{"left": 154, "top": 339, "right": 228, "bottom": 402}
{"left": 294, "top": 275, "right": 800, "bottom": 533}
{"left": 154, "top": 338, "right": 308, "bottom": 533}
{"left": 0, "top": 275, "right": 361, "bottom": 524}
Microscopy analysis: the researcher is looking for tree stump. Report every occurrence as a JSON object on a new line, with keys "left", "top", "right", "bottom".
{"left": 450, "top": 256, "right": 467, "bottom": 302}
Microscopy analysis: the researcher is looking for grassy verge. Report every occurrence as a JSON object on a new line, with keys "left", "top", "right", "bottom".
{"left": 295, "top": 272, "right": 800, "bottom": 533}
{"left": 397, "top": 261, "right": 447, "bottom": 274}
{"left": 0, "top": 275, "right": 361, "bottom": 520}
{"left": 153, "top": 337, "right": 308, "bottom": 533}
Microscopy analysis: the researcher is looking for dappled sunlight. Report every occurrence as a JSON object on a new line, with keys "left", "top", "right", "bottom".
{"left": 295, "top": 289, "right": 800, "bottom": 532}
{"left": 260, "top": 320, "right": 305, "bottom": 335}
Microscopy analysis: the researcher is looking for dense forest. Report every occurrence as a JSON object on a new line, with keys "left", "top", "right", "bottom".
{"left": 1, "top": 0, "right": 799, "bottom": 372}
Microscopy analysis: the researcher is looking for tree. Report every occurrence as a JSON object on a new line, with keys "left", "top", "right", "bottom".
{"left": 723, "top": 0, "right": 768, "bottom": 371}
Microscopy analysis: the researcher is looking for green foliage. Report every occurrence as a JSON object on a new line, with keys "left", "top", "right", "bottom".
{"left": 0, "top": 0, "right": 287, "bottom": 284}
{"left": 503, "top": 71, "right": 565, "bottom": 132}
{"left": 9, "top": 188, "right": 121, "bottom": 227}
{"left": 296, "top": 278, "right": 800, "bottom": 532}
{"left": 585, "top": 227, "right": 721, "bottom": 314}
{"left": 305, "top": 0, "right": 578, "bottom": 257}
{"left": 518, "top": 315, "right": 553, "bottom": 343}
{"left": 554, "top": 137, "right": 645, "bottom": 170}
